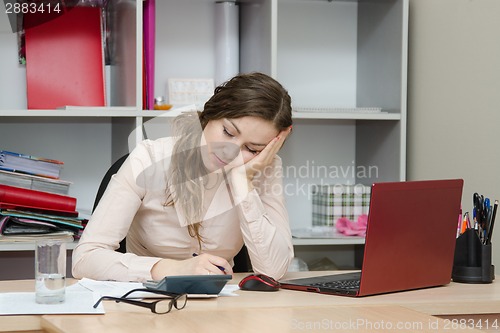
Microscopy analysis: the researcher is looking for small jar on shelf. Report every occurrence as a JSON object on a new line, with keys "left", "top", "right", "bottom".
{"left": 153, "top": 96, "right": 172, "bottom": 110}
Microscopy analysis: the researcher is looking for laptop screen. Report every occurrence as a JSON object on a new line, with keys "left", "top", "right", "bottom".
{"left": 358, "top": 179, "right": 463, "bottom": 296}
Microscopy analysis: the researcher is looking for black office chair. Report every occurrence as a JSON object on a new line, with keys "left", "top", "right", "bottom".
{"left": 92, "top": 153, "right": 252, "bottom": 272}
{"left": 92, "top": 153, "right": 129, "bottom": 253}
{"left": 232, "top": 245, "right": 252, "bottom": 273}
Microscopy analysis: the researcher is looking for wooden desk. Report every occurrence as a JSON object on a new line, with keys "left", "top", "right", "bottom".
{"left": 1, "top": 271, "right": 499, "bottom": 332}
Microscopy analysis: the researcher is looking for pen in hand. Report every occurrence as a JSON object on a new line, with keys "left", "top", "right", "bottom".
{"left": 192, "top": 253, "right": 226, "bottom": 273}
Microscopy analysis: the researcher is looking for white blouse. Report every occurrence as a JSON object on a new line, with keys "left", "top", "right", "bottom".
{"left": 72, "top": 137, "right": 294, "bottom": 282}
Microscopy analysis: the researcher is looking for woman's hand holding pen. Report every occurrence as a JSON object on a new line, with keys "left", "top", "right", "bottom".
{"left": 151, "top": 253, "right": 232, "bottom": 280}
{"left": 191, "top": 253, "right": 231, "bottom": 275}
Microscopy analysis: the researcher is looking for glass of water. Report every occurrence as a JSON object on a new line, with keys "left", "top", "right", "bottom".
{"left": 35, "top": 239, "right": 66, "bottom": 304}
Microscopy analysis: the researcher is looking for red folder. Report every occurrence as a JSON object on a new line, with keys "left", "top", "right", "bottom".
{"left": 0, "top": 184, "right": 77, "bottom": 216}
{"left": 24, "top": 7, "right": 106, "bottom": 109}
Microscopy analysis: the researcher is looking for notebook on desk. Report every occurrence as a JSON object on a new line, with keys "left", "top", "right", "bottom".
{"left": 280, "top": 179, "right": 464, "bottom": 297}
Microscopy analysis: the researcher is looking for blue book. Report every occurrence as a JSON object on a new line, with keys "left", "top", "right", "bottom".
{"left": 0, "top": 150, "right": 64, "bottom": 179}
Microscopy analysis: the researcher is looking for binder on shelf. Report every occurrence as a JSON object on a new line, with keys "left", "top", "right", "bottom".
{"left": 0, "top": 169, "right": 71, "bottom": 196}
{"left": 143, "top": 0, "right": 156, "bottom": 110}
{"left": 0, "top": 150, "right": 64, "bottom": 179}
{"left": 142, "top": 46, "right": 147, "bottom": 110}
{"left": 0, "top": 209, "right": 86, "bottom": 242}
{"left": 0, "top": 184, "right": 77, "bottom": 217}
{"left": 24, "top": 6, "right": 106, "bottom": 109}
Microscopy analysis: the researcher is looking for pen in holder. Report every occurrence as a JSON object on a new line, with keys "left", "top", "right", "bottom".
{"left": 452, "top": 228, "right": 495, "bottom": 283}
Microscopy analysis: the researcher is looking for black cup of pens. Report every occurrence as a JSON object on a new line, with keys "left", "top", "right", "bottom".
{"left": 452, "top": 228, "right": 494, "bottom": 283}
{"left": 452, "top": 195, "right": 497, "bottom": 284}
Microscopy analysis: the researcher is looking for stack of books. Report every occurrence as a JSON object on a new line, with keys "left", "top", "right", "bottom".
{"left": 0, "top": 150, "right": 86, "bottom": 242}
{"left": 0, "top": 150, "right": 70, "bottom": 195}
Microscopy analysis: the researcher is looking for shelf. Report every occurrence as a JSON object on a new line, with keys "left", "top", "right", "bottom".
{"left": 0, "top": 105, "right": 194, "bottom": 118}
{"left": 0, "top": 239, "right": 362, "bottom": 251}
{"left": 292, "top": 237, "right": 365, "bottom": 246}
{"left": 292, "top": 111, "right": 401, "bottom": 121}
{"left": 0, "top": 108, "right": 139, "bottom": 117}
{"left": 0, "top": 238, "right": 362, "bottom": 251}
{"left": 0, "top": 241, "right": 78, "bottom": 252}
{"left": 291, "top": 228, "right": 365, "bottom": 246}
{"left": 0, "top": 109, "right": 401, "bottom": 121}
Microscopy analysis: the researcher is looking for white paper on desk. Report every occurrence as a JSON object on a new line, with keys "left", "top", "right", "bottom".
{"left": 219, "top": 284, "right": 239, "bottom": 297}
{"left": 77, "top": 278, "right": 144, "bottom": 297}
{"left": 0, "top": 291, "right": 104, "bottom": 315}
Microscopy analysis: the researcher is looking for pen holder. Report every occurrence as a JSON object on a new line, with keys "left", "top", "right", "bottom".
{"left": 452, "top": 229, "right": 495, "bottom": 283}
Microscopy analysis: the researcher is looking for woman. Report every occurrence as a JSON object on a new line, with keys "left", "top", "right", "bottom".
{"left": 72, "top": 72, "right": 294, "bottom": 282}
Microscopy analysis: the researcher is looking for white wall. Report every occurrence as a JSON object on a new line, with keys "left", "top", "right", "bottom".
{"left": 407, "top": 0, "right": 500, "bottom": 267}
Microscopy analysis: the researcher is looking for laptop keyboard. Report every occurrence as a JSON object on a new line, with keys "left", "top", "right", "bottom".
{"left": 311, "top": 279, "right": 360, "bottom": 290}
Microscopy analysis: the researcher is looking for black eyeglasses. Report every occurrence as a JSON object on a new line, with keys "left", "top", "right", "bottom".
{"left": 93, "top": 288, "right": 188, "bottom": 314}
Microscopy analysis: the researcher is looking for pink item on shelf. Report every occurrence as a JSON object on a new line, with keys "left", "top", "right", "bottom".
{"left": 336, "top": 214, "right": 368, "bottom": 236}
{"left": 143, "top": 0, "right": 155, "bottom": 110}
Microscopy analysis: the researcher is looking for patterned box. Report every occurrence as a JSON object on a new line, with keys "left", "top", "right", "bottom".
{"left": 312, "top": 184, "right": 371, "bottom": 227}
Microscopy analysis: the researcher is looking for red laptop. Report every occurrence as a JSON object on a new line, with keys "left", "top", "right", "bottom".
{"left": 280, "top": 179, "right": 464, "bottom": 297}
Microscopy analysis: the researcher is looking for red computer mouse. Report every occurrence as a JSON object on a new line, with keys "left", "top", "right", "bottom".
{"left": 238, "top": 274, "right": 281, "bottom": 292}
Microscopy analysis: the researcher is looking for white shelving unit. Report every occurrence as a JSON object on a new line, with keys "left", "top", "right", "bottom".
{"left": 0, "top": 0, "right": 408, "bottom": 274}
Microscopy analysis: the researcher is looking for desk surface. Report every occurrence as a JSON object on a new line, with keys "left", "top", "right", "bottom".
{"left": 1, "top": 271, "right": 499, "bottom": 333}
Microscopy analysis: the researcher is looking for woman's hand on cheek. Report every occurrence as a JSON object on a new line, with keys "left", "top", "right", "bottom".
{"left": 225, "top": 126, "right": 291, "bottom": 201}
{"left": 244, "top": 127, "right": 292, "bottom": 181}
